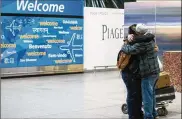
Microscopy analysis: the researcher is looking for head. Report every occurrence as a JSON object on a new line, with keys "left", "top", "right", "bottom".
{"left": 124, "top": 24, "right": 137, "bottom": 42}
{"left": 128, "top": 24, "right": 137, "bottom": 35}
{"left": 135, "top": 23, "right": 148, "bottom": 35}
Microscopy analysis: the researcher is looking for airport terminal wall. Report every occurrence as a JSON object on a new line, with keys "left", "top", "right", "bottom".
{"left": 0, "top": 0, "right": 181, "bottom": 83}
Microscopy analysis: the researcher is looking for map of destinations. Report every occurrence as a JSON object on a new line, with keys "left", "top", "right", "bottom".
{"left": 0, "top": 16, "right": 83, "bottom": 68}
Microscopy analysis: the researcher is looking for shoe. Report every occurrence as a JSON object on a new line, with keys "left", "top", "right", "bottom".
{"left": 154, "top": 116, "right": 159, "bottom": 119}
{"left": 145, "top": 116, "right": 159, "bottom": 119}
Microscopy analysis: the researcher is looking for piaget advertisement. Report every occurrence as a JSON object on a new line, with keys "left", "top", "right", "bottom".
{"left": 84, "top": 0, "right": 124, "bottom": 69}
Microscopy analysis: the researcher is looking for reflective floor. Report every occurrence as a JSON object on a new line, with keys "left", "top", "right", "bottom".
{"left": 1, "top": 71, "right": 181, "bottom": 118}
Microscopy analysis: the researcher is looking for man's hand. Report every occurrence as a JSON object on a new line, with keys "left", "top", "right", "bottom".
{"left": 128, "top": 34, "right": 134, "bottom": 42}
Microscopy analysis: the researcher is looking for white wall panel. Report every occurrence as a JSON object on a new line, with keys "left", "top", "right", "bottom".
{"left": 84, "top": 8, "right": 124, "bottom": 70}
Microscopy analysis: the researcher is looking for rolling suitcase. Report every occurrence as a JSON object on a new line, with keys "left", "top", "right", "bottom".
{"left": 156, "top": 86, "right": 175, "bottom": 102}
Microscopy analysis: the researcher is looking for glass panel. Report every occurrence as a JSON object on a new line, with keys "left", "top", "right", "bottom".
{"left": 155, "top": 1, "right": 181, "bottom": 61}
{"left": 124, "top": 1, "right": 156, "bottom": 37}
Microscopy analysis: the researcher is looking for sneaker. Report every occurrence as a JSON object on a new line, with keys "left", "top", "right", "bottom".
{"left": 154, "top": 116, "right": 159, "bottom": 119}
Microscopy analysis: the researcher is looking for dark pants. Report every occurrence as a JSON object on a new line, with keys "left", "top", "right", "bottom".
{"left": 121, "top": 72, "right": 143, "bottom": 119}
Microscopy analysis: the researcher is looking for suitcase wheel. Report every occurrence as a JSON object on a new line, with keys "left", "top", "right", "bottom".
{"left": 121, "top": 103, "right": 128, "bottom": 114}
{"left": 157, "top": 107, "right": 168, "bottom": 116}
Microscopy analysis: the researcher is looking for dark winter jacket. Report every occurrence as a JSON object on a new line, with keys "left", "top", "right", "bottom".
{"left": 121, "top": 33, "right": 160, "bottom": 78}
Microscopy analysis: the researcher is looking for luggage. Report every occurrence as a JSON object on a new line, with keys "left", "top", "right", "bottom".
{"left": 121, "top": 71, "right": 175, "bottom": 117}
{"left": 156, "top": 72, "right": 171, "bottom": 89}
{"left": 122, "top": 86, "right": 176, "bottom": 116}
{"left": 156, "top": 86, "right": 175, "bottom": 102}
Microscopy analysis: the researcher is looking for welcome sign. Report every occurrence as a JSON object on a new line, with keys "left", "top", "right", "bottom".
{"left": 1, "top": 0, "right": 83, "bottom": 16}
{"left": 16, "top": 0, "right": 65, "bottom": 13}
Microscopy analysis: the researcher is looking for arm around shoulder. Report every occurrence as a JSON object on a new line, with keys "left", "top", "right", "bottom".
{"left": 121, "top": 43, "right": 146, "bottom": 55}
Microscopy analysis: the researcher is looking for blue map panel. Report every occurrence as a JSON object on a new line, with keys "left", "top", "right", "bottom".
{"left": 0, "top": 16, "right": 83, "bottom": 68}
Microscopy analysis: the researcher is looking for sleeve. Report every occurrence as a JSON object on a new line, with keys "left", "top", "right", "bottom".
{"left": 131, "top": 33, "right": 155, "bottom": 44}
{"left": 121, "top": 43, "right": 146, "bottom": 55}
{"left": 117, "top": 50, "right": 121, "bottom": 61}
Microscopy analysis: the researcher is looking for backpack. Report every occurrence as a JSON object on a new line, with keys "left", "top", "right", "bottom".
{"left": 117, "top": 50, "right": 131, "bottom": 70}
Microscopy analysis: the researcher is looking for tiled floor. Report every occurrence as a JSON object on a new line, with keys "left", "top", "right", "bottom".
{"left": 1, "top": 71, "right": 181, "bottom": 118}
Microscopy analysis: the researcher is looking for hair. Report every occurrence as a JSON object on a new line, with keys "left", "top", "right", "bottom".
{"left": 128, "top": 24, "right": 137, "bottom": 35}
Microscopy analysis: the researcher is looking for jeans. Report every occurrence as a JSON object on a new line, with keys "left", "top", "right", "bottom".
{"left": 122, "top": 72, "right": 143, "bottom": 119}
{"left": 142, "top": 73, "right": 159, "bottom": 119}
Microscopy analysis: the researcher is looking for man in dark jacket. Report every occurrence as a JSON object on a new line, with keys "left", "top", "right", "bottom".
{"left": 121, "top": 23, "right": 160, "bottom": 119}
